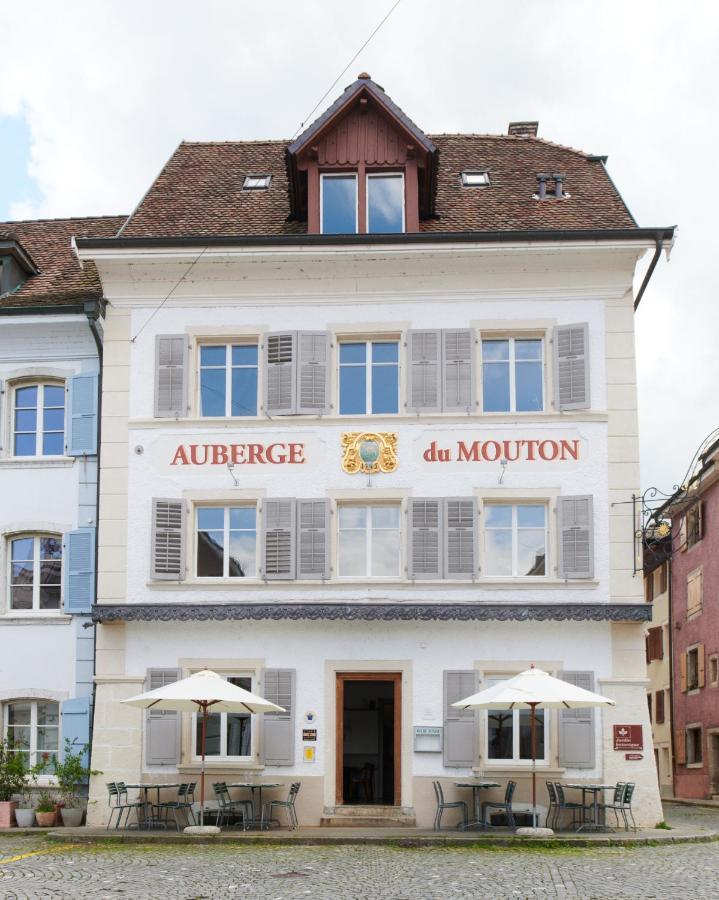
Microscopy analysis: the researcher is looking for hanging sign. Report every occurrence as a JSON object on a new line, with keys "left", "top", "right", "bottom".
{"left": 613, "top": 724, "right": 643, "bottom": 751}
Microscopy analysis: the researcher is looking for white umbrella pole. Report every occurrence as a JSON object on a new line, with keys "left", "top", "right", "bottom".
{"left": 530, "top": 703, "right": 537, "bottom": 827}
{"left": 199, "top": 702, "right": 207, "bottom": 828}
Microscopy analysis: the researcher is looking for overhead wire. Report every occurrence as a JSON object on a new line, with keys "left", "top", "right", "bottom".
{"left": 291, "top": 0, "right": 403, "bottom": 140}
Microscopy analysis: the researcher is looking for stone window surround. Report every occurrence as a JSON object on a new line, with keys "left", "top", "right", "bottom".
{"left": 0, "top": 522, "right": 72, "bottom": 616}
{"left": 685, "top": 722, "right": 704, "bottom": 768}
{"left": 0, "top": 689, "right": 68, "bottom": 783}
{"left": 1, "top": 367, "right": 74, "bottom": 461}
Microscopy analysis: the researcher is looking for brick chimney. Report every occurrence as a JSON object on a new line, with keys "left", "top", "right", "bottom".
{"left": 508, "top": 121, "right": 539, "bottom": 138}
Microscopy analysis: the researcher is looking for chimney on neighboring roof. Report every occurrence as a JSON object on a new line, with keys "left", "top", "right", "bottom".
{"left": 553, "top": 174, "right": 566, "bottom": 199}
{"left": 508, "top": 121, "right": 539, "bottom": 138}
{"left": 536, "top": 173, "right": 549, "bottom": 200}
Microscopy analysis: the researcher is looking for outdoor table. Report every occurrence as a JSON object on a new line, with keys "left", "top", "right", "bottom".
{"left": 454, "top": 780, "right": 501, "bottom": 830}
{"left": 226, "top": 782, "right": 282, "bottom": 828}
{"left": 123, "top": 782, "right": 181, "bottom": 829}
{"left": 563, "top": 783, "right": 616, "bottom": 832}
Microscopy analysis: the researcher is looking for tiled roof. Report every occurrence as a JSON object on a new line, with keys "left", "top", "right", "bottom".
{"left": 0, "top": 215, "right": 125, "bottom": 308}
{"left": 118, "top": 133, "right": 636, "bottom": 239}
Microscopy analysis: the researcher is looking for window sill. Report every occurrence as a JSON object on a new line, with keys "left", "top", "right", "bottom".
{"left": 148, "top": 578, "right": 599, "bottom": 590}
{"left": 0, "top": 456, "right": 75, "bottom": 469}
{"left": 686, "top": 762, "right": 704, "bottom": 769}
{"left": 0, "top": 613, "right": 72, "bottom": 624}
{"left": 474, "top": 765, "right": 563, "bottom": 775}
{"left": 178, "top": 762, "right": 265, "bottom": 773}
{"left": 129, "top": 410, "right": 609, "bottom": 428}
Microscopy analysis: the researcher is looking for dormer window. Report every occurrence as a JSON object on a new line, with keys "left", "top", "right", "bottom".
{"left": 242, "top": 175, "right": 271, "bottom": 191}
{"left": 461, "top": 171, "right": 490, "bottom": 187}
{"left": 367, "top": 174, "right": 404, "bottom": 233}
{"left": 321, "top": 174, "right": 358, "bottom": 234}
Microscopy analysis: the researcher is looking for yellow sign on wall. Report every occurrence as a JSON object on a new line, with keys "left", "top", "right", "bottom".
{"left": 341, "top": 432, "right": 398, "bottom": 475}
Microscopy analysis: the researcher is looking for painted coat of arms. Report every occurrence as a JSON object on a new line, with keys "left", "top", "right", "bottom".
{"left": 341, "top": 432, "right": 398, "bottom": 475}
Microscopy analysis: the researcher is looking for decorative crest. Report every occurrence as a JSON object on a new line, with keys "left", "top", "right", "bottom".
{"left": 341, "top": 432, "right": 398, "bottom": 475}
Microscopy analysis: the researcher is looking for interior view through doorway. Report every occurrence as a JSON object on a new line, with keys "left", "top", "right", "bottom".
{"left": 710, "top": 733, "right": 719, "bottom": 796}
{"left": 336, "top": 673, "right": 400, "bottom": 806}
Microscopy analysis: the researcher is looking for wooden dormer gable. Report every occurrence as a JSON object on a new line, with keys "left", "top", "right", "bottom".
{"left": 287, "top": 74, "right": 437, "bottom": 233}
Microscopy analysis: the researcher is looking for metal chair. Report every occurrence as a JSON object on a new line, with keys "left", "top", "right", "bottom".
{"left": 156, "top": 782, "right": 197, "bottom": 831}
{"left": 213, "top": 782, "right": 252, "bottom": 829}
{"left": 598, "top": 782, "right": 626, "bottom": 831}
{"left": 554, "top": 783, "right": 589, "bottom": 830}
{"left": 621, "top": 783, "right": 637, "bottom": 832}
{"left": 481, "top": 780, "right": 517, "bottom": 828}
{"left": 106, "top": 782, "right": 144, "bottom": 830}
{"left": 545, "top": 781, "right": 559, "bottom": 829}
{"left": 432, "top": 781, "right": 468, "bottom": 830}
{"left": 262, "top": 782, "right": 301, "bottom": 830}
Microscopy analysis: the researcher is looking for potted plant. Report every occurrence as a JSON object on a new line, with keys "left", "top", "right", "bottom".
{"left": 53, "top": 740, "right": 100, "bottom": 827}
{"left": 34, "top": 791, "right": 57, "bottom": 827}
{"left": 0, "top": 738, "right": 25, "bottom": 827}
{"left": 14, "top": 759, "right": 47, "bottom": 828}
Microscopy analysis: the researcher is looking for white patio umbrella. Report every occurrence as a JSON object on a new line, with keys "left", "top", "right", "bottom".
{"left": 452, "top": 665, "right": 615, "bottom": 831}
{"left": 122, "top": 668, "right": 284, "bottom": 828}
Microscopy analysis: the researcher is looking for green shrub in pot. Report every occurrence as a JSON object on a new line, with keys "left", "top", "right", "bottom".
{"left": 53, "top": 740, "right": 100, "bottom": 827}
{"left": 0, "top": 739, "right": 26, "bottom": 827}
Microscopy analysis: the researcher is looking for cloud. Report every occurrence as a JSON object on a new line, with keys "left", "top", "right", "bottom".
{"left": 1, "top": 0, "right": 717, "bottom": 490}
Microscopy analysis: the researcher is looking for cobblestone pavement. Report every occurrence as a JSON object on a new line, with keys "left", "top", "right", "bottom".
{"left": 0, "top": 805, "right": 717, "bottom": 900}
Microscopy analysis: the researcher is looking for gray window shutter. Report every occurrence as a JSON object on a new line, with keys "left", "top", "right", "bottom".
{"left": 442, "top": 329, "right": 474, "bottom": 412}
{"left": 558, "top": 671, "right": 595, "bottom": 769}
{"left": 443, "top": 670, "right": 479, "bottom": 767}
{"left": 407, "top": 329, "right": 442, "bottom": 413}
{"left": 66, "top": 373, "right": 98, "bottom": 456}
{"left": 554, "top": 323, "right": 590, "bottom": 410}
{"left": 145, "top": 668, "right": 181, "bottom": 766}
{"left": 297, "top": 331, "right": 331, "bottom": 415}
{"left": 154, "top": 335, "right": 188, "bottom": 418}
{"left": 557, "top": 495, "right": 594, "bottom": 579}
{"left": 445, "top": 498, "right": 477, "bottom": 579}
{"left": 61, "top": 696, "right": 91, "bottom": 767}
{"left": 151, "top": 499, "right": 186, "bottom": 581}
{"left": 64, "top": 527, "right": 96, "bottom": 613}
{"left": 261, "top": 668, "right": 295, "bottom": 766}
{"left": 262, "top": 498, "right": 296, "bottom": 580}
{"left": 297, "top": 499, "right": 330, "bottom": 579}
{"left": 408, "top": 499, "right": 442, "bottom": 579}
{"left": 265, "top": 332, "right": 297, "bottom": 415}
{"left": 0, "top": 379, "right": 4, "bottom": 453}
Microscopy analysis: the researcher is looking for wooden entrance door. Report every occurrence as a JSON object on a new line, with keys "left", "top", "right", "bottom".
{"left": 336, "top": 672, "right": 401, "bottom": 806}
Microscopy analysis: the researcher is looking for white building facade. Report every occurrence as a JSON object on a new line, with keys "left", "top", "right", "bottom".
{"left": 79, "top": 78, "right": 673, "bottom": 827}
{"left": 0, "top": 216, "right": 122, "bottom": 792}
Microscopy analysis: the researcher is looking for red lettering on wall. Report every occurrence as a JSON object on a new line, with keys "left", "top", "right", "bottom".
{"left": 560, "top": 439, "right": 580, "bottom": 461}
{"left": 189, "top": 444, "right": 209, "bottom": 465}
{"left": 211, "top": 444, "right": 229, "bottom": 465}
{"left": 457, "top": 441, "right": 480, "bottom": 462}
{"left": 169, "top": 442, "right": 307, "bottom": 466}
{"left": 288, "top": 443, "right": 305, "bottom": 464}
{"left": 482, "top": 440, "right": 501, "bottom": 462}
{"left": 170, "top": 445, "right": 190, "bottom": 466}
{"left": 231, "top": 444, "right": 246, "bottom": 464}
{"left": 538, "top": 440, "right": 558, "bottom": 461}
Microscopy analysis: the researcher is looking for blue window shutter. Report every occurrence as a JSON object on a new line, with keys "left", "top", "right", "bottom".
{"left": 61, "top": 696, "right": 91, "bottom": 768}
{"left": 67, "top": 373, "right": 98, "bottom": 456}
{"left": 64, "top": 527, "right": 96, "bottom": 613}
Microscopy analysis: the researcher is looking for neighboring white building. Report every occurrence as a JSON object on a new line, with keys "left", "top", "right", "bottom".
{"left": 0, "top": 217, "right": 122, "bottom": 792}
{"left": 78, "top": 77, "right": 674, "bottom": 828}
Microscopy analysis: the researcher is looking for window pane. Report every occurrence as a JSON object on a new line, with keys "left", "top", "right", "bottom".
{"left": 15, "top": 386, "right": 37, "bottom": 407}
{"left": 42, "top": 432, "right": 64, "bottom": 455}
{"left": 8, "top": 703, "right": 31, "bottom": 727}
{"left": 200, "top": 346, "right": 225, "bottom": 366}
{"left": 228, "top": 532, "right": 256, "bottom": 578}
{"left": 371, "top": 362, "right": 398, "bottom": 414}
{"left": 372, "top": 506, "right": 400, "bottom": 529}
{"left": 515, "top": 361, "right": 543, "bottom": 412}
{"left": 196, "top": 524, "right": 224, "bottom": 577}
{"left": 231, "top": 367, "right": 258, "bottom": 416}
{"left": 40, "top": 537, "right": 62, "bottom": 560}
{"left": 339, "top": 343, "right": 366, "bottom": 364}
{"left": 515, "top": 339, "right": 542, "bottom": 361}
{"left": 14, "top": 433, "right": 36, "bottom": 456}
{"left": 485, "top": 505, "right": 512, "bottom": 528}
{"left": 482, "top": 360, "right": 510, "bottom": 412}
{"left": 197, "top": 713, "right": 222, "bottom": 756}
{"left": 231, "top": 345, "right": 258, "bottom": 366}
{"left": 229, "top": 508, "right": 255, "bottom": 530}
{"left": 488, "top": 710, "right": 514, "bottom": 759}
{"left": 37, "top": 702, "right": 59, "bottom": 728}
{"left": 371, "top": 528, "right": 399, "bottom": 576}
{"left": 485, "top": 530, "right": 512, "bottom": 577}
{"left": 338, "top": 529, "right": 366, "bottom": 576}
{"left": 43, "top": 385, "right": 65, "bottom": 407}
{"left": 228, "top": 676, "right": 251, "bottom": 691}
{"left": 367, "top": 175, "right": 404, "bottom": 234}
{"left": 321, "top": 176, "right": 357, "bottom": 234}
{"left": 40, "top": 557, "right": 62, "bottom": 583}
{"left": 339, "top": 364, "right": 366, "bottom": 415}
{"left": 482, "top": 340, "right": 509, "bottom": 362}
{"left": 517, "top": 529, "right": 546, "bottom": 576}
{"left": 198, "top": 508, "right": 224, "bottom": 530}
{"left": 15, "top": 409, "right": 37, "bottom": 431}
{"left": 11, "top": 586, "right": 33, "bottom": 609}
{"left": 39, "top": 586, "right": 61, "bottom": 609}
{"left": 200, "top": 368, "right": 226, "bottom": 416}
{"left": 372, "top": 342, "right": 398, "bottom": 363}
{"left": 519, "top": 708, "right": 544, "bottom": 760}
{"left": 12, "top": 537, "right": 34, "bottom": 561}
{"left": 226, "top": 713, "right": 251, "bottom": 756}
{"left": 43, "top": 408, "right": 65, "bottom": 431}
{"left": 338, "top": 507, "right": 366, "bottom": 529}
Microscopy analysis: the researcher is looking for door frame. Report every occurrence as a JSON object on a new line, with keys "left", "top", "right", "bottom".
{"left": 335, "top": 672, "right": 401, "bottom": 806}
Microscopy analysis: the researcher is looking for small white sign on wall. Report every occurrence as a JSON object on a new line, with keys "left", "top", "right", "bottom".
{"left": 413, "top": 726, "right": 443, "bottom": 753}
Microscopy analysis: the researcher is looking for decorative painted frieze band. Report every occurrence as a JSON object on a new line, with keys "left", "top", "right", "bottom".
{"left": 91, "top": 602, "right": 651, "bottom": 624}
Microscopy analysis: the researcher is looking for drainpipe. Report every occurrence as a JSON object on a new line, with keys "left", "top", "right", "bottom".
{"left": 83, "top": 299, "right": 104, "bottom": 763}
{"left": 667, "top": 553, "right": 676, "bottom": 798}
{"left": 634, "top": 231, "right": 667, "bottom": 311}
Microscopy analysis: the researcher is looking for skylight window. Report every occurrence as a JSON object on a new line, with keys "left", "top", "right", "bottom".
{"left": 243, "top": 175, "right": 272, "bottom": 190}
{"left": 461, "top": 171, "right": 490, "bottom": 187}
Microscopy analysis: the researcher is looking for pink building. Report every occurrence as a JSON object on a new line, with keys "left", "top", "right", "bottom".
{"left": 669, "top": 440, "right": 719, "bottom": 799}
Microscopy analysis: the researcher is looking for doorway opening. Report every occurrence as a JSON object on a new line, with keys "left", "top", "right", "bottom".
{"left": 710, "top": 732, "right": 719, "bottom": 796}
{"left": 336, "top": 673, "right": 400, "bottom": 806}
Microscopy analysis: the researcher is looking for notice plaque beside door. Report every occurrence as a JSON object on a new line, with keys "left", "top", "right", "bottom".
{"left": 613, "top": 724, "right": 643, "bottom": 751}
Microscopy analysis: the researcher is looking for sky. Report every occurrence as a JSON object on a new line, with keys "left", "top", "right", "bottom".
{"left": 0, "top": 0, "right": 717, "bottom": 494}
